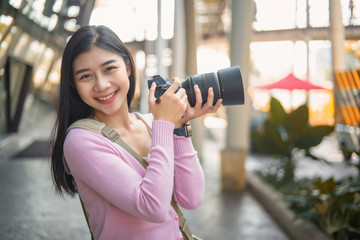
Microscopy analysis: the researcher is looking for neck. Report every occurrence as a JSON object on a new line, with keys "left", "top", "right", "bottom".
{"left": 92, "top": 105, "right": 134, "bottom": 132}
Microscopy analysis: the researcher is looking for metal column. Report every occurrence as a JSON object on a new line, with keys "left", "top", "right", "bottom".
{"left": 221, "top": 0, "right": 253, "bottom": 191}
{"left": 329, "top": 0, "right": 346, "bottom": 72}
{"left": 184, "top": 0, "right": 205, "bottom": 160}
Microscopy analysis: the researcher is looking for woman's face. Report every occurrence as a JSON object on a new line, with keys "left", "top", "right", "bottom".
{"left": 72, "top": 46, "right": 131, "bottom": 118}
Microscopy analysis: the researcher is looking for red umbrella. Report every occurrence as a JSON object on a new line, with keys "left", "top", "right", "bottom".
{"left": 257, "top": 73, "right": 325, "bottom": 91}
{"left": 255, "top": 73, "right": 327, "bottom": 109}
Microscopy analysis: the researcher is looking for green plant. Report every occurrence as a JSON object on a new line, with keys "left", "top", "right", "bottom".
{"left": 259, "top": 171, "right": 360, "bottom": 239}
{"left": 252, "top": 97, "right": 334, "bottom": 181}
{"left": 283, "top": 177, "right": 360, "bottom": 240}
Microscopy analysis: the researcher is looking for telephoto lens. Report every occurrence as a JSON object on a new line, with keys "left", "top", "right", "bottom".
{"left": 148, "top": 66, "right": 245, "bottom": 107}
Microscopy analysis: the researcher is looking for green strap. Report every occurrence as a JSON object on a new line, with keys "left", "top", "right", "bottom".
{"left": 66, "top": 119, "right": 194, "bottom": 240}
{"left": 80, "top": 198, "right": 94, "bottom": 240}
{"left": 101, "top": 125, "right": 149, "bottom": 169}
{"left": 171, "top": 199, "right": 194, "bottom": 240}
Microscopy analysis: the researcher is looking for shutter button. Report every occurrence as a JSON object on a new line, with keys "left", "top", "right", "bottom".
{"left": 175, "top": 215, "right": 179, "bottom": 221}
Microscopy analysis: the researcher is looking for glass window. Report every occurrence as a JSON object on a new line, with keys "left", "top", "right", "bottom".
{"left": 0, "top": 30, "right": 13, "bottom": 61}
{"left": 308, "top": 0, "right": 329, "bottom": 27}
{"left": 0, "top": 15, "right": 14, "bottom": 39}
{"left": 41, "top": 57, "right": 61, "bottom": 103}
{"left": 9, "top": 0, "right": 22, "bottom": 9}
{"left": 24, "top": 40, "right": 46, "bottom": 64}
{"left": 252, "top": 0, "right": 356, "bottom": 29}
{"left": 12, "top": 32, "right": 30, "bottom": 58}
{"left": 343, "top": 0, "right": 360, "bottom": 26}
{"left": 253, "top": 0, "right": 297, "bottom": 30}
{"left": 33, "top": 47, "right": 54, "bottom": 89}
{"left": 90, "top": 0, "right": 159, "bottom": 42}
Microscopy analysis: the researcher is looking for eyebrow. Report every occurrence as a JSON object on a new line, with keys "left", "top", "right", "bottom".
{"left": 74, "top": 59, "right": 118, "bottom": 75}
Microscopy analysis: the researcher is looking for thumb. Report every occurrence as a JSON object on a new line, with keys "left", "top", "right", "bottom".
{"left": 148, "top": 82, "right": 157, "bottom": 102}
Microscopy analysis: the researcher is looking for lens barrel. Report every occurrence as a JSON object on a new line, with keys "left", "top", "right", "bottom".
{"left": 181, "top": 66, "right": 244, "bottom": 107}
{"left": 181, "top": 72, "right": 221, "bottom": 107}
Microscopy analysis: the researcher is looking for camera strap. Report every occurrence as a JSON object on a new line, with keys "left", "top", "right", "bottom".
{"left": 65, "top": 118, "right": 195, "bottom": 240}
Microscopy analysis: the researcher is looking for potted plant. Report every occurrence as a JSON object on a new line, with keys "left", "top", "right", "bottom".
{"left": 252, "top": 97, "right": 334, "bottom": 181}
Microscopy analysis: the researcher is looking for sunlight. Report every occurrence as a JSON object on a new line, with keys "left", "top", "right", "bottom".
{"left": 90, "top": 0, "right": 174, "bottom": 42}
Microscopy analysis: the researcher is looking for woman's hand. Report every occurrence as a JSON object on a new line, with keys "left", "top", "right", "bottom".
{"left": 178, "top": 84, "right": 222, "bottom": 127}
{"left": 148, "top": 79, "right": 188, "bottom": 126}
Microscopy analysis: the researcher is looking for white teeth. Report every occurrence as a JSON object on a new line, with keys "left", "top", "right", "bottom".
{"left": 97, "top": 92, "right": 115, "bottom": 101}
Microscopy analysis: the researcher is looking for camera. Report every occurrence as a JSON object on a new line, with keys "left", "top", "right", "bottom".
{"left": 147, "top": 66, "right": 245, "bottom": 107}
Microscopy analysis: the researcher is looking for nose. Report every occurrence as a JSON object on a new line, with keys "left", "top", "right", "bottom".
{"left": 94, "top": 76, "right": 111, "bottom": 91}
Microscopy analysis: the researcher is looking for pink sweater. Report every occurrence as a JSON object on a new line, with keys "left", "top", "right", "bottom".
{"left": 63, "top": 113, "right": 205, "bottom": 240}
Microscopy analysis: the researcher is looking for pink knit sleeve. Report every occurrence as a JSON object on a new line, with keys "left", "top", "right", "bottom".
{"left": 64, "top": 120, "right": 176, "bottom": 223}
{"left": 172, "top": 136, "right": 205, "bottom": 209}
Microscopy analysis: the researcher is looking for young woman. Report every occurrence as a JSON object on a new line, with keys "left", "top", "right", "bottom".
{"left": 50, "top": 25, "right": 222, "bottom": 240}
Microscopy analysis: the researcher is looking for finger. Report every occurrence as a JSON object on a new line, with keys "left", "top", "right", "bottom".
{"left": 176, "top": 87, "right": 186, "bottom": 97}
{"left": 193, "top": 85, "right": 203, "bottom": 109}
{"left": 166, "top": 78, "right": 181, "bottom": 93}
{"left": 204, "top": 87, "right": 215, "bottom": 108}
{"left": 180, "top": 92, "right": 188, "bottom": 105}
{"left": 208, "top": 99, "right": 222, "bottom": 113}
{"left": 148, "top": 82, "right": 157, "bottom": 102}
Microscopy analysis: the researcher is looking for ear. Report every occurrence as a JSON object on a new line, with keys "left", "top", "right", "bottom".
{"left": 126, "top": 63, "right": 132, "bottom": 78}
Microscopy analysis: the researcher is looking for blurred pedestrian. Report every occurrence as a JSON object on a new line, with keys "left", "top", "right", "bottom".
{"left": 349, "top": 0, "right": 354, "bottom": 24}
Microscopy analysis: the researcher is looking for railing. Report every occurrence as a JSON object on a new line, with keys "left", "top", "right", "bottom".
{"left": 334, "top": 69, "right": 360, "bottom": 158}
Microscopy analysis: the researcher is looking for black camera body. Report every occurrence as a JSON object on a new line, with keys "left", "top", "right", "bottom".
{"left": 148, "top": 75, "right": 175, "bottom": 99}
{"left": 148, "top": 66, "right": 244, "bottom": 107}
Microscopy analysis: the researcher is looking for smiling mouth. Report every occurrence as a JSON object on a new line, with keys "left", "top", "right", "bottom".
{"left": 96, "top": 90, "right": 118, "bottom": 101}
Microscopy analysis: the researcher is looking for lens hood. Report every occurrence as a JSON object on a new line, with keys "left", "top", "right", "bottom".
{"left": 217, "top": 66, "right": 244, "bottom": 105}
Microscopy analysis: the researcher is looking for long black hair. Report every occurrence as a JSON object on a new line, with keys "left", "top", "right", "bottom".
{"left": 50, "top": 25, "right": 136, "bottom": 196}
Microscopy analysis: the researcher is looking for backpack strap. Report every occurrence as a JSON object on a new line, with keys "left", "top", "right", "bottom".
{"left": 101, "top": 124, "right": 149, "bottom": 169}
{"left": 65, "top": 118, "right": 194, "bottom": 240}
{"left": 80, "top": 198, "right": 94, "bottom": 240}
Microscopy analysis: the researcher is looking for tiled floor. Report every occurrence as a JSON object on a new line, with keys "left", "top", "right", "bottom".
{"left": 182, "top": 137, "right": 289, "bottom": 240}
{"left": 0, "top": 137, "right": 289, "bottom": 240}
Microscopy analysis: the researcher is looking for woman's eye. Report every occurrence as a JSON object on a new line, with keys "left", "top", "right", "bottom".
{"left": 105, "top": 66, "right": 116, "bottom": 72}
{"left": 79, "top": 74, "right": 91, "bottom": 80}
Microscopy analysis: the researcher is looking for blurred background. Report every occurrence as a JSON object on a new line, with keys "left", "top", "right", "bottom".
{"left": 1, "top": 0, "right": 360, "bottom": 154}
{"left": 0, "top": 0, "right": 360, "bottom": 239}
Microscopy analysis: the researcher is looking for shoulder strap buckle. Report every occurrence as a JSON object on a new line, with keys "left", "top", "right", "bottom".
{"left": 103, "top": 127, "right": 119, "bottom": 142}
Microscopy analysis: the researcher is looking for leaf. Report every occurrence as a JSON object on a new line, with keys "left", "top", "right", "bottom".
{"left": 294, "top": 125, "right": 334, "bottom": 150}
{"left": 269, "top": 97, "right": 287, "bottom": 124}
{"left": 310, "top": 125, "right": 335, "bottom": 136}
{"left": 315, "top": 178, "right": 337, "bottom": 195}
{"left": 253, "top": 121, "right": 287, "bottom": 156}
{"left": 284, "top": 104, "right": 309, "bottom": 135}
